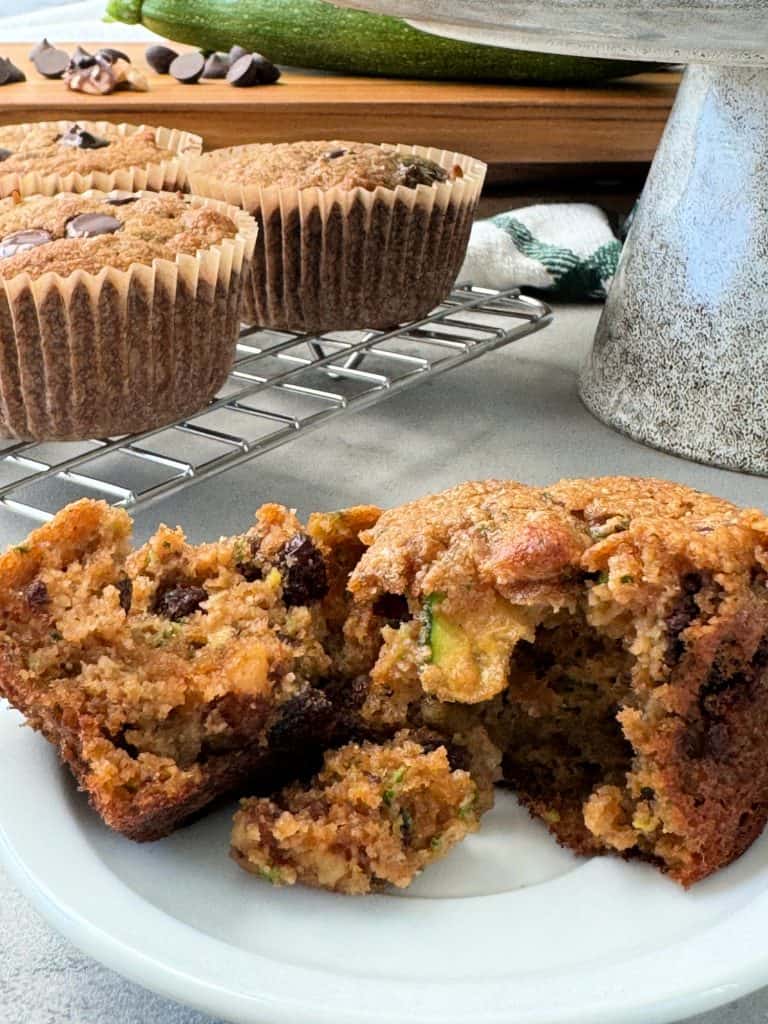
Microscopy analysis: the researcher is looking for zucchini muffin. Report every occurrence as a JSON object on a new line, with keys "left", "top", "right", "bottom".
{"left": 187, "top": 140, "right": 486, "bottom": 332}
{"left": 0, "top": 498, "right": 371, "bottom": 840}
{"left": 0, "top": 189, "right": 256, "bottom": 440}
{"left": 0, "top": 121, "right": 200, "bottom": 198}
{"left": 346, "top": 477, "right": 768, "bottom": 886}
{"left": 232, "top": 729, "right": 495, "bottom": 894}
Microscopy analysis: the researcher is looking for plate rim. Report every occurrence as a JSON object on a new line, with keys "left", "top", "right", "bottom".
{"left": 3, "top": 704, "right": 768, "bottom": 1024}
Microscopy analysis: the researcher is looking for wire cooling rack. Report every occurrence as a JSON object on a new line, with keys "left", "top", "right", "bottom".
{"left": 0, "top": 286, "right": 551, "bottom": 522}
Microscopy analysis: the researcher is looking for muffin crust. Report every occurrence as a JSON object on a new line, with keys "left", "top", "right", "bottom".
{"left": 0, "top": 191, "right": 238, "bottom": 279}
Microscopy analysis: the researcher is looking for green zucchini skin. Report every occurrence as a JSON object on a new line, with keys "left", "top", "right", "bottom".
{"left": 106, "top": 0, "right": 657, "bottom": 82}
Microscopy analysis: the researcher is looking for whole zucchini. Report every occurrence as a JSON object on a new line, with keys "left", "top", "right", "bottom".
{"left": 106, "top": 0, "right": 656, "bottom": 82}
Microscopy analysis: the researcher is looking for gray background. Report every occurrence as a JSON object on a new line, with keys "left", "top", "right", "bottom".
{"left": 1, "top": 305, "right": 767, "bottom": 1022}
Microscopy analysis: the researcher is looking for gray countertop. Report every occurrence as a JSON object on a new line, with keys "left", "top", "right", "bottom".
{"left": 1, "top": 303, "right": 766, "bottom": 1024}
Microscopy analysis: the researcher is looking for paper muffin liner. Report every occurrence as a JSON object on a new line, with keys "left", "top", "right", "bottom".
{"left": 0, "top": 122, "right": 203, "bottom": 200}
{"left": 0, "top": 193, "right": 257, "bottom": 442}
{"left": 187, "top": 144, "right": 486, "bottom": 333}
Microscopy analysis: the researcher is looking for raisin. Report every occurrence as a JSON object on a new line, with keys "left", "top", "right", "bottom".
{"left": 372, "top": 592, "right": 410, "bottom": 625}
{"left": 276, "top": 534, "right": 328, "bottom": 607}
{"left": 236, "top": 544, "right": 263, "bottom": 582}
{"left": 154, "top": 585, "right": 207, "bottom": 621}
{"left": 268, "top": 687, "right": 335, "bottom": 752}
{"left": 665, "top": 572, "right": 709, "bottom": 665}
{"left": 116, "top": 575, "right": 132, "bottom": 613}
{"left": 23, "top": 578, "right": 48, "bottom": 608}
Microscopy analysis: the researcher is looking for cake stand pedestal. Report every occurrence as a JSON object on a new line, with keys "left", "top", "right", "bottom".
{"left": 333, "top": 1, "right": 768, "bottom": 473}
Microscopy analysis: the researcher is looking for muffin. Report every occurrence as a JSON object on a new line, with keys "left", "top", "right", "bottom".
{"left": 0, "top": 121, "right": 201, "bottom": 198}
{"left": 0, "top": 498, "right": 371, "bottom": 841}
{"left": 0, "top": 188, "right": 257, "bottom": 440}
{"left": 346, "top": 477, "right": 768, "bottom": 886}
{"left": 187, "top": 140, "right": 486, "bottom": 332}
{"left": 231, "top": 729, "right": 491, "bottom": 894}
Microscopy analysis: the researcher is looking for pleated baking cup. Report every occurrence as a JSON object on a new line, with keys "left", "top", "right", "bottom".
{"left": 187, "top": 144, "right": 486, "bottom": 333}
{"left": 0, "top": 122, "right": 203, "bottom": 200}
{"left": 0, "top": 193, "right": 257, "bottom": 442}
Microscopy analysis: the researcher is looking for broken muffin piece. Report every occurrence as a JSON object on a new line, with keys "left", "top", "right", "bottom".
{"left": 346, "top": 477, "right": 768, "bottom": 886}
{"left": 231, "top": 729, "right": 491, "bottom": 894}
{"left": 0, "top": 498, "right": 372, "bottom": 841}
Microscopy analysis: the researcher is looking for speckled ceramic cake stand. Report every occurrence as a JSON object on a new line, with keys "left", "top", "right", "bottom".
{"left": 336, "top": 1, "right": 768, "bottom": 473}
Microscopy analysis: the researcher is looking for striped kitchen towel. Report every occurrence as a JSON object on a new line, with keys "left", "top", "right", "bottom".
{"left": 458, "top": 202, "right": 622, "bottom": 300}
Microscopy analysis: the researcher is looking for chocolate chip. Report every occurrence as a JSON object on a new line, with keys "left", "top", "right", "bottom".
{"left": 639, "top": 787, "right": 654, "bottom": 801}
{"left": 29, "top": 38, "right": 53, "bottom": 62}
{"left": 5, "top": 61, "right": 26, "bottom": 84}
{"left": 96, "top": 47, "right": 130, "bottom": 65}
{"left": 664, "top": 572, "right": 711, "bottom": 665}
{"left": 202, "top": 52, "right": 230, "bottom": 79}
{"left": 372, "top": 592, "right": 410, "bottom": 625}
{"left": 228, "top": 45, "right": 249, "bottom": 64}
{"left": 0, "top": 58, "right": 25, "bottom": 86}
{"left": 116, "top": 576, "right": 132, "bottom": 613}
{"left": 250, "top": 54, "right": 281, "bottom": 84}
{"left": 226, "top": 53, "right": 281, "bottom": 88}
{"left": 145, "top": 44, "right": 179, "bottom": 75}
{"left": 268, "top": 687, "right": 335, "bottom": 752}
{"left": 154, "top": 585, "right": 208, "bottom": 621}
{"left": 0, "top": 229, "right": 53, "bottom": 259}
{"left": 69, "top": 45, "right": 94, "bottom": 69}
{"left": 399, "top": 155, "right": 449, "bottom": 188}
{"left": 33, "top": 46, "right": 69, "bottom": 79}
{"left": 105, "top": 190, "right": 140, "bottom": 206}
{"left": 23, "top": 579, "right": 49, "bottom": 608}
{"left": 226, "top": 54, "right": 258, "bottom": 87}
{"left": 235, "top": 541, "right": 263, "bottom": 582}
{"left": 65, "top": 213, "right": 122, "bottom": 238}
{"left": 323, "top": 147, "right": 347, "bottom": 160}
{"left": 0, "top": 149, "right": 11, "bottom": 162}
{"left": 169, "top": 52, "right": 205, "bottom": 84}
{"left": 58, "top": 125, "right": 110, "bottom": 150}
{"left": 276, "top": 534, "right": 328, "bottom": 607}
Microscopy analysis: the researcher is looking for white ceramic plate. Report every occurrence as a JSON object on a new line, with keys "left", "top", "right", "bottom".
{"left": 3, "top": 700, "right": 768, "bottom": 1024}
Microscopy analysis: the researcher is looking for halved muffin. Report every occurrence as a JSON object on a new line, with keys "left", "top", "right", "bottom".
{"left": 0, "top": 498, "right": 371, "bottom": 840}
{"left": 346, "top": 477, "right": 768, "bottom": 886}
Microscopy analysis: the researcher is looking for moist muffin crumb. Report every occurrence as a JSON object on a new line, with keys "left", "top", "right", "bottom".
{"left": 0, "top": 499, "right": 372, "bottom": 840}
{"left": 346, "top": 476, "right": 768, "bottom": 886}
{"left": 231, "top": 729, "right": 487, "bottom": 894}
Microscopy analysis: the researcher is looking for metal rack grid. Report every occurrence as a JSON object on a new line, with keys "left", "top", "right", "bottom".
{"left": 0, "top": 286, "right": 551, "bottom": 522}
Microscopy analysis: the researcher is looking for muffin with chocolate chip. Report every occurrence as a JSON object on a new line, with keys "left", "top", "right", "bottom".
{"left": 0, "top": 497, "right": 371, "bottom": 841}
{"left": 187, "top": 140, "right": 486, "bottom": 332}
{"left": 0, "top": 189, "right": 257, "bottom": 439}
{"left": 0, "top": 121, "right": 201, "bottom": 198}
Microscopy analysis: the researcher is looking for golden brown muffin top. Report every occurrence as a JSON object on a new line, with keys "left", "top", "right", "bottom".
{"left": 0, "top": 191, "right": 239, "bottom": 280}
{"left": 349, "top": 476, "right": 768, "bottom": 608}
{"left": 349, "top": 479, "right": 588, "bottom": 607}
{"left": 0, "top": 123, "right": 173, "bottom": 179}
{"left": 194, "top": 140, "right": 457, "bottom": 192}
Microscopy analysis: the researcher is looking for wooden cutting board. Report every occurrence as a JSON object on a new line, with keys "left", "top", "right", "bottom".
{"left": 0, "top": 43, "right": 679, "bottom": 172}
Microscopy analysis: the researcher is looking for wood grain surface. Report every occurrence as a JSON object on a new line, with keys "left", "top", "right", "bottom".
{"left": 0, "top": 44, "right": 679, "bottom": 167}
